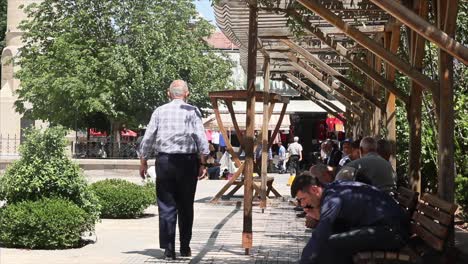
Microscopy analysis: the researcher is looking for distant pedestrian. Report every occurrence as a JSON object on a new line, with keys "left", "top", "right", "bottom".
{"left": 139, "top": 80, "right": 209, "bottom": 260}
{"left": 277, "top": 142, "right": 287, "bottom": 173}
{"left": 288, "top": 136, "right": 303, "bottom": 175}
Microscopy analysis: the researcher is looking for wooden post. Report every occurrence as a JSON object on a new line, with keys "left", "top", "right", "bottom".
{"left": 408, "top": 0, "right": 429, "bottom": 194}
{"left": 243, "top": 0, "right": 257, "bottom": 254}
{"left": 384, "top": 22, "right": 401, "bottom": 170}
{"left": 260, "top": 57, "right": 270, "bottom": 211}
{"left": 437, "top": 0, "right": 458, "bottom": 203}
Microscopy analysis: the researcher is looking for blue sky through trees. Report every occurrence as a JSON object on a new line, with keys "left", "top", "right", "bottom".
{"left": 194, "top": 0, "right": 216, "bottom": 26}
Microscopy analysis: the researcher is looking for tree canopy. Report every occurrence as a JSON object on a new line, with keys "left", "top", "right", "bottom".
{"left": 14, "top": 0, "right": 233, "bottom": 130}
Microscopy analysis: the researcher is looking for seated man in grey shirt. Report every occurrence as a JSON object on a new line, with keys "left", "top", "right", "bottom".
{"left": 336, "top": 136, "right": 396, "bottom": 194}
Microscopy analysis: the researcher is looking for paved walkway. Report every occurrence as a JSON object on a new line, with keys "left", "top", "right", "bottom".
{"left": 0, "top": 172, "right": 308, "bottom": 264}
{"left": 1, "top": 170, "right": 467, "bottom": 264}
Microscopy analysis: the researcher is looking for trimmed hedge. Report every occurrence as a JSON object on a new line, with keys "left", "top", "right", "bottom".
{"left": 90, "top": 179, "right": 155, "bottom": 218}
{"left": 0, "top": 127, "right": 100, "bottom": 224}
{"left": 0, "top": 198, "right": 91, "bottom": 249}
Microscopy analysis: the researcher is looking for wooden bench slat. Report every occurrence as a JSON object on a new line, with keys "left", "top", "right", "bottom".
{"left": 416, "top": 202, "right": 452, "bottom": 226}
{"left": 397, "top": 187, "right": 418, "bottom": 199}
{"left": 412, "top": 212, "right": 448, "bottom": 238}
{"left": 411, "top": 223, "right": 445, "bottom": 251}
{"left": 352, "top": 191, "right": 458, "bottom": 264}
{"left": 421, "top": 193, "right": 458, "bottom": 214}
{"left": 396, "top": 187, "right": 418, "bottom": 213}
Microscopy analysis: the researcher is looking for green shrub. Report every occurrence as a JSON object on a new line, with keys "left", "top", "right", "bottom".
{"left": 0, "top": 127, "right": 100, "bottom": 224}
{"left": 90, "top": 179, "right": 155, "bottom": 218}
{"left": 0, "top": 198, "right": 91, "bottom": 249}
{"left": 456, "top": 176, "right": 468, "bottom": 220}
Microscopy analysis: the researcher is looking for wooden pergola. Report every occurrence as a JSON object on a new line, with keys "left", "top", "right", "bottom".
{"left": 213, "top": 0, "right": 467, "bottom": 253}
{"left": 209, "top": 90, "right": 288, "bottom": 205}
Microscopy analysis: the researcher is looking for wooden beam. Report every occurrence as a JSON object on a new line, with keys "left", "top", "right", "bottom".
{"left": 211, "top": 99, "right": 243, "bottom": 168}
{"left": 408, "top": 0, "right": 429, "bottom": 194}
{"left": 281, "top": 39, "right": 383, "bottom": 109}
{"left": 287, "top": 56, "right": 352, "bottom": 102}
{"left": 286, "top": 52, "right": 353, "bottom": 98}
{"left": 297, "top": 0, "right": 438, "bottom": 93}
{"left": 284, "top": 74, "right": 349, "bottom": 123}
{"left": 384, "top": 21, "right": 400, "bottom": 171}
{"left": 268, "top": 102, "right": 288, "bottom": 147}
{"left": 287, "top": 58, "right": 361, "bottom": 115}
{"left": 226, "top": 100, "right": 245, "bottom": 148}
{"left": 437, "top": 0, "right": 458, "bottom": 203}
{"left": 285, "top": 10, "right": 410, "bottom": 105}
{"left": 243, "top": 0, "right": 257, "bottom": 254}
{"left": 368, "top": 0, "right": 468, "bottom": 65}
{"left": 260, "top": 57, "right": 270, "bottom": 210}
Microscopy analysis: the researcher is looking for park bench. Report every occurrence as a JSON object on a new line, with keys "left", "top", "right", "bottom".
{"left": 395, "top": 186, "right": 419, "bottom": 216}
{"left": 353, "top": 192, "right": 458, "bottom": 264}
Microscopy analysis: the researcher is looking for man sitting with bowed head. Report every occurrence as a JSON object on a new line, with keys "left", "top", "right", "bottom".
{"left": 291, "top": 173, "right": 409, "bottom": 264}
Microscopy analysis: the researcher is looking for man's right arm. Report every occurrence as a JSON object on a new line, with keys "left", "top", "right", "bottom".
{"left": 300, "top": 195, "right": 342, "bottom": 264}
{"left": 139, "top": 110, "right": 159, "bottom": 178}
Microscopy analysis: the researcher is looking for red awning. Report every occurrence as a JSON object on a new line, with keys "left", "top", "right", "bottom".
{"left": 89, "top": 128, "right": 107, "bottom": 137}
{"left": 121, "top": 129, "right": 137, "bottom": 137}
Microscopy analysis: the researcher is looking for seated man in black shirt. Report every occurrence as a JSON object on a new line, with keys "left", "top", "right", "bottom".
{"left": 291, "top": 173, "right": 409, "bottom": 264}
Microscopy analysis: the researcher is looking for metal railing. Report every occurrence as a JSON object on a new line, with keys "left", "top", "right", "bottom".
{"left": 72, "top": 139, "right": 140, "bottom": 159}
{"left": 0, "top": 134, "right": 144, "bottom": 159}
{"left": 0, "top": 134, "right": 20, "bottom": 157}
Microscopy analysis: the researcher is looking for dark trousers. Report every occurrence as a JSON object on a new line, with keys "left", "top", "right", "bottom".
{"left": 207, "top": 166, "right": 220, "bottom": 180}
{"left": 303, "top": 226, "right": 407, "bottom": 264}
{"left": 289, "top": 155, "right": 300, "bottom": 174}
{"left": 155, "top": 153, "right": 198, "bottom": 251}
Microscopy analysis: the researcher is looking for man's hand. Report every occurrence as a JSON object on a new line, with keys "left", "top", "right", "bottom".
{"left": 139, "top": 159, "right": 148, "bottom": 180}
{"left": 198, "top": 165, "right": 206, "bottom": 180}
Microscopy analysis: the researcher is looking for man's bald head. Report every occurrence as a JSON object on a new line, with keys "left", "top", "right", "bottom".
{"left": 168, "top": 80, "right": 189, "bottom": 99}
{"left": 309, "top": 164, "right": 334, "bottom": 184}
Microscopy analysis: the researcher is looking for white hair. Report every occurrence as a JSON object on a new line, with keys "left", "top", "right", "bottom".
{"left": 360, "top": 136, "right": 377, "bottom": 153}
{"left": 169, "top": 80, "right": 188, "bottom": 97}
{"left": 294, "top": 136, "right": 299, "bottom": 142}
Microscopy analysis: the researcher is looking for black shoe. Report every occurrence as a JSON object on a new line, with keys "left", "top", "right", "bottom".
{"left": 180, "top": 247, "right": 191, "bottom": 257}
{"left": 296, "top": 212, "right": 306, "bottom": 218}
{"left": 164, "top": 249, "right": 176, "bottom": 260}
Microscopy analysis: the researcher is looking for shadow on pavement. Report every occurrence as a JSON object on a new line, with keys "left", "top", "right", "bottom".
{"left": 122, "top": 248, "right": 165, "bottom": 259}
{"left": 190, "top": 202, "right": 242, "bottom": 263}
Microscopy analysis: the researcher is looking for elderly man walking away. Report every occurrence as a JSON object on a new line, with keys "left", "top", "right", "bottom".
{"left": 288, "top": 136, "right": 303, "bottom": 175}
{"left": 291, "top": 173, "right": 409, "bottom": 264}
{"left": 139, "top": 80, "right": 209, "bottom": 260}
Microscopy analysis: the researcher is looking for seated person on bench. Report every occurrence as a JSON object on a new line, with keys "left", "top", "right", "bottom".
{"left": 206, "top": 153, "right": 221, "bottom": 180}
{"left": 291, "top": 173, "right": 410, "bottom": 264}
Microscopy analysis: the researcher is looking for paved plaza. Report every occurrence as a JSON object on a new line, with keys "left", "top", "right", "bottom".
{"left": 0, "top": 171, "right": 309, "bottom": 264}
{"left": 1, "top": 169, "right": 468, "bottom": 264}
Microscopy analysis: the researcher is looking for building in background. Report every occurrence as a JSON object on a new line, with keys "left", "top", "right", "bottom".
{"left": 1, "top": 1, "right": 42, "bottom": 156}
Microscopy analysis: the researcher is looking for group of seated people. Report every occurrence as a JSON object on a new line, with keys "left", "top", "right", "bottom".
{"left": 292, "top": 136, "right": 408, "bottom": 264}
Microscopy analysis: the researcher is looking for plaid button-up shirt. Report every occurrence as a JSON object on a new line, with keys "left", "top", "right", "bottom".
{"left": 139, "top": 99, "right": 210, "bottom": 160}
